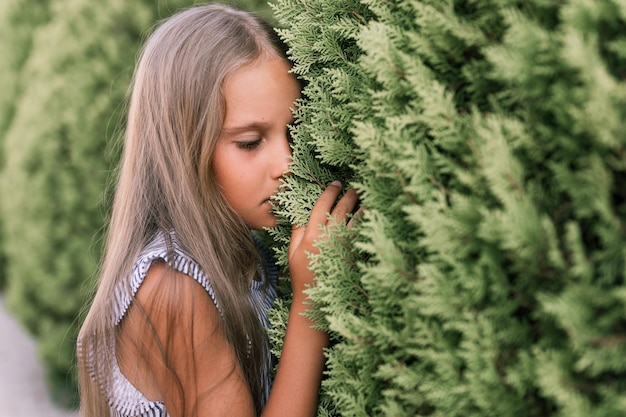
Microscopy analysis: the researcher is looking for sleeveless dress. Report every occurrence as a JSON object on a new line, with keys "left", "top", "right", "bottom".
{"left": 90, "top": 231, "right": 278, "bottom": 417}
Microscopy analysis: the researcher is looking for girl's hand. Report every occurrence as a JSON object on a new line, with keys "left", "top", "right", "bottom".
{"left": 288, "top": 181, "right": 359, "bottom": 299}
{"left": 265, "top": 183, "right": 358, "bottom": 417}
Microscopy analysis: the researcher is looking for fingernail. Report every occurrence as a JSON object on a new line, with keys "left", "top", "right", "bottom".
{"left": 330, "top": 180, "right": 342, "bottom": 187}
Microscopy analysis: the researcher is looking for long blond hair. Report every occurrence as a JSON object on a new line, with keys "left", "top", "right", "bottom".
{"left": 77, "top": 4, "right": 286, "bottom": 416}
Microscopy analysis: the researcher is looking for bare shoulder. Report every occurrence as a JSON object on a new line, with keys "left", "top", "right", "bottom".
{"left": 116, "top": 259, "right": 254, "bottom": 415}
{"left": 116, "top": 259, "right": 222, "bottom": 398}
{"left": 125, "top": 259, "right": 222, "bottom": 338}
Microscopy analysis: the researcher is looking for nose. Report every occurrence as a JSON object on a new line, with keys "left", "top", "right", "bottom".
{"left": 270, "top": 135, "right": 292, "bottom": 179}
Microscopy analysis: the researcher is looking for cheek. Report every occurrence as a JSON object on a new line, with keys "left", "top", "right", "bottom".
{"left": 214, "top": 158, "right": 246, "bottom": 205}
{"left": 212, "top": 147, "right": 233, "bottom": 186}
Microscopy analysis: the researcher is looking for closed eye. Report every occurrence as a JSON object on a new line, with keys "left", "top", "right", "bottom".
{"left": 236, "top": 139, "right": 262, "bottom": 150}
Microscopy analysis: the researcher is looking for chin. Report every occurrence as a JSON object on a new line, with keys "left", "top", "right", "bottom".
{"left": 247, "top": 216, "right": 278, "bottom": 231}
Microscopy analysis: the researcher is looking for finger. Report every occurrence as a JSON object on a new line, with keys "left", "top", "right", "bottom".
{"left": 308, "top": 181, "right": 343, "bottom": 227}
{"left": 289, "top": 223, "right": 305, "bottom": 258}
{"left": 347, "top": 206, "right": 365, "bottom": 230}
{"left": 329, "top": 189, "right": 359, "bottom": 224}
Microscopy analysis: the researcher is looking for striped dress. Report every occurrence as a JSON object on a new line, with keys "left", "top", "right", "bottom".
{"left": 94, "top": 231, "right": 278, "bottom": 417}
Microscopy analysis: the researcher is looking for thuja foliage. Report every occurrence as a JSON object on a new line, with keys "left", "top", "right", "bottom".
{"left": 0, "top": 0, "right": 274, "bottom": 407}
{"left": 270, "top": 0, "right": 626, "bottom": 416}
{"left": 0, "top": 0, "right": 53, "bottom": 290}
{"left": 0, "top": 0, "right": 158, "bottom": 406}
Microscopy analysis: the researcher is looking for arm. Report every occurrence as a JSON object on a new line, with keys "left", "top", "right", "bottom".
{"left": 262, "top": 182, "right": 359, "bottom": 417}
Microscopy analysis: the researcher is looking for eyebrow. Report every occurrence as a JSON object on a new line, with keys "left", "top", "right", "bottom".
{"left": 221, "top": 122, "right": 272, "bottom": 135}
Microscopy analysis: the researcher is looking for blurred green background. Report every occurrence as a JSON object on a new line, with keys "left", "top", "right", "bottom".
{"left": 0, "top": 0, "right": 275, "bottom": 409}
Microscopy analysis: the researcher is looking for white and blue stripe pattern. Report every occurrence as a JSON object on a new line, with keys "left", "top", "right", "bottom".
{"left": 100, "top": 231, "right": 277, "bottom": 417}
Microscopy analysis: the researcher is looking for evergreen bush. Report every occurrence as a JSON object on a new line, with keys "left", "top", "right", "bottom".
{"left": 0, "top": 0, "right": 158, "bottom": 406}
{"left": 0, "top": 0, "right": 53, "bottom": 290}
{"left": 270, "top": 0, "right": 626, "bottom": 416}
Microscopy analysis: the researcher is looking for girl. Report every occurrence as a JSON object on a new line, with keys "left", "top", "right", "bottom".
{"left": 76, "top": 4, "right": 359, "bottom": 417}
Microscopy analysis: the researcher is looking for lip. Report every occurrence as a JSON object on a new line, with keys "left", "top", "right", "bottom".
{"left": 262, "top": 194, "right": 281, "bottom": 207}
{"left": 262, "top": 186, "right": 283, "bottom": 207}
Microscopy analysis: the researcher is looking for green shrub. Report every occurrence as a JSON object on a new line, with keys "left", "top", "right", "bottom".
{"left": 271, "top": 1, "right": 626, "bottom": 416}
{"left": 0, "top": 0, "right": 54, "bottom": 290}
{"left": 0, "top": 0, "right": 156, "bottom": 406}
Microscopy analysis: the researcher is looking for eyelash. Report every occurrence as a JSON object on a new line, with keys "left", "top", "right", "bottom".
{"left": 236, "top": 139, "right": 262, "bottom": 150}
{"left": 235, "top": 126, "right": 294, "bottom": 150}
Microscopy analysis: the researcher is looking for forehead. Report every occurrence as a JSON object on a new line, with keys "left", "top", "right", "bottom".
{"left": 222, "top": 58, "right": 300, "bottom": 130}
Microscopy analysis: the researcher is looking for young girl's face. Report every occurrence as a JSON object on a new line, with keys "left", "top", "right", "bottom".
{"left": 213, "top": 58, "right": 300, "bottom": 230}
